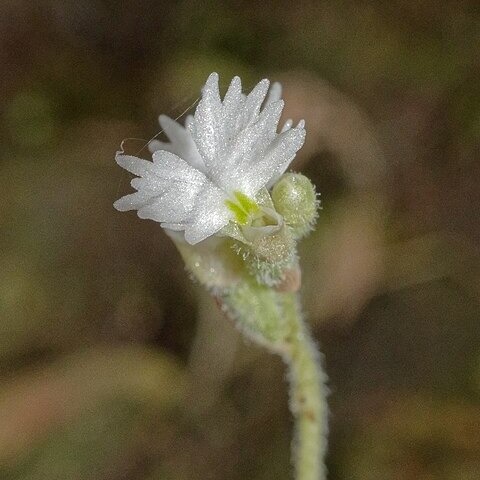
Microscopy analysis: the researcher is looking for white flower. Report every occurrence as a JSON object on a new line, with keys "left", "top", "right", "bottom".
{"left": 114, "top": 72, "right": 306, "bottom": 245}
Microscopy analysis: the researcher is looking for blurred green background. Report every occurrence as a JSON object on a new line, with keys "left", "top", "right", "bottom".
{"left": 1, "top": 1, "right": 480, "bottom": 479}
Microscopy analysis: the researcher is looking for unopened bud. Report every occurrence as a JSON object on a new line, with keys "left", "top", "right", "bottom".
{"left": 272, "top": 173, "right": 318, "bottom": 239}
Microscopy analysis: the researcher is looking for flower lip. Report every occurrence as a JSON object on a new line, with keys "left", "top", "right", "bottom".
{"left": 114, "top": 72, "right": 306, "bottom": 245}
{"left": 225, "top": 191, "right": 261, "bottom": 225}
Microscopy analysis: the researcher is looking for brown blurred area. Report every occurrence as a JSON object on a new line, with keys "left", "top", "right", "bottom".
{"left": 1, "top": 1, "right": 479, "bottom": 479}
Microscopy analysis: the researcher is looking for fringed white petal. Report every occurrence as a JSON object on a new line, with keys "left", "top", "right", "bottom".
{"left": 189, "top": 72, "right": 225, "bottom": 168}
{"left": 147, "top": 139, "right": 163, "bottom": 153}
{"left": 151, "top": 150, "right": 206, "bottom": 184}
{"left": 160, "top": 115, "right": 205, "bottom": 171}
{"left": 184, "top": 184, "right": 231, "bottom": 244}
{"left": 281, "top": 118, "right": 293, "bottom": 133}
{"left": 115, "top": 153, "right": 156, "bottom": 177}
{"left": 158, "top": 115, "right": 185, "bottom": 144}
{"left": 218, "top": 99, "right": 285, "bottom": 195}
{"left": 137, "top": 186, "right": 202, "bottom": 224}
{"left": 223, "top": 76, "right": 243, "bottom": 139}
{"left": 113, "top": 191, "right": 154, "bottom": 211}
{"left": 238, "top": 78, "right": 270, "bottom": 129}
{"left": 252, "top": 124, "right": 306, "bottom": 191}
{"left": 264, "top": 81, "right": 282, "bottom": 106}
{"left": 115, "top": 150, "right": 206, "bottom": 223}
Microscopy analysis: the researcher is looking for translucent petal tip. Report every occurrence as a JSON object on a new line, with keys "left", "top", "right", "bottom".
{"left": 203, "top": 72, "right": 220, "bottom": 94}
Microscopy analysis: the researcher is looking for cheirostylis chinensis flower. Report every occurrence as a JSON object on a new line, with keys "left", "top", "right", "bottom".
{"left": 114, "top": 72, "right": 306, "bottom": 245}
{"left": 113, "top": 72, "right": 327, "bottom": 480}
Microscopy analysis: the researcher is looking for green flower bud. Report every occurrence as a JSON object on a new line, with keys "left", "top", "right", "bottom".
{"left": 271, "top": 173, "right": 318, "bottom": 239}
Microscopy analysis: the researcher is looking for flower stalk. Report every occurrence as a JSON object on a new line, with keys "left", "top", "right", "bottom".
{"left": 221, "top": 285, "right": 327, "bottom": 480}
{"left": 281, "top": 293, "right": 328, "bottom": 480}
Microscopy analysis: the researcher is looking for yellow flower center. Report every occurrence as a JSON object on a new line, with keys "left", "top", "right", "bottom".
{"left": 225, "top": 191, "right": 260, "bottom": 225}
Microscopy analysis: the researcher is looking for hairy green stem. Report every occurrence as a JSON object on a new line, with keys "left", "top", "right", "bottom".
{"left": 222, "top": 284, "right": 328, "bottom": 480}
{"left": 281, "top": 293, "right": 328, "bottom": 480}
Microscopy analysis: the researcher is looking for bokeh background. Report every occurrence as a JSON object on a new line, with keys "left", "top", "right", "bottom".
{"left": 1, "top": 1, "right": 480, "bottom": 479}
